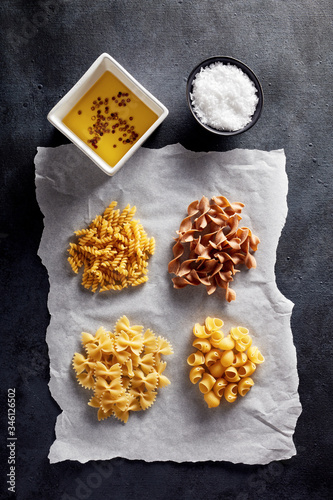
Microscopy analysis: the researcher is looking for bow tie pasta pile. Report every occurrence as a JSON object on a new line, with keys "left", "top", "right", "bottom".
{"left": 72, "top": 316, "right": 173, "bottom": 423}
{"left": 67, "top": 201, "right": 155, "bottom": 292}
{"left": 187, "top": 316, "right": 264, "bottom": 408}
{"left": 168, "top": 195, "right": 260, "bottom": 302}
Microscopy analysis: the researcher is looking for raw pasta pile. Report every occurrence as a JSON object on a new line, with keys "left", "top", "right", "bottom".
{"left": 72, "top": 316, "right": 173, "bottom": 423}
{"left": 67, "top": 201, "right": 155, "bottom": 292}
{"left": 187, "top": 316, "right": 264, "bottom": 408}
{"left": 168, "top": 196, "right": 260, "bottom": 302}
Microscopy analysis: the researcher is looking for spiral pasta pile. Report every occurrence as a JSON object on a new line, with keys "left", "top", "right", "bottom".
{"left": 67, "top": 201, "right": 155, "bottom": 292}
{"left": 168, "top": 195, "right": 260, "bottom": 302}
{"left": 72, "top": 316, "right": 173, "bottom": 423}
{"left": 187, "top": 316, "right": 264, "bottom": 408}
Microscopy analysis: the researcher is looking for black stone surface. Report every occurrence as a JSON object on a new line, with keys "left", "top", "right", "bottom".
{"left": 1, "top": 1, "right": 332, "bottom": 499}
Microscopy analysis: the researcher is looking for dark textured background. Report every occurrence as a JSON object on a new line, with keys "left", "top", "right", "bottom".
{"left": 1, "top": 1, "right": 332, "bottom": 499}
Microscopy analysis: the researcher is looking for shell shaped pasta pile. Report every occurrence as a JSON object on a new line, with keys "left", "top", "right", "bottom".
{"left": 67, "top": 201, "right": 155, "bottom": 292}
{"left": 187, "top": 316, "right": 264, "bottom": 408}
{"left": 72, "top": 316, "right": 173, "bottom": 423}
{"left": 168, "top": 195, "right": 260, "bottom": 302}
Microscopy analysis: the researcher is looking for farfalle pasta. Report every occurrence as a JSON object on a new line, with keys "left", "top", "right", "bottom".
{"left": 72, "top": 316, "right": 173, "bottom": 422}
{"left": 187, "top": 316, "right": 264, "bottom": 408}
{"left": 168, "top": 196, "right": 260, "bottom": 302}
{"left": 67, "top": 201, "right": 155, "bottom": 292}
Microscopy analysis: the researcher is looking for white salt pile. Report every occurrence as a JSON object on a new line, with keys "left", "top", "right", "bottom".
{"left": 190, "top": 62, "right": 259, "bottom": 131}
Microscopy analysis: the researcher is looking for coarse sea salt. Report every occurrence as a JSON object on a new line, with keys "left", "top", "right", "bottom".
{"left": 190, "top": 62, "right": 259, "bottom": 132}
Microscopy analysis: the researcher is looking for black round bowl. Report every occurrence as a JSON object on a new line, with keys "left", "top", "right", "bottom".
{"left": 186, "top": 56, "right": 264, "bottom": 136}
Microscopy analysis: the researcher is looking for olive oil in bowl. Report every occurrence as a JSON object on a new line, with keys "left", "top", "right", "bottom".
{"left": 63, "top": 71, "right": 158, "bottom": 168}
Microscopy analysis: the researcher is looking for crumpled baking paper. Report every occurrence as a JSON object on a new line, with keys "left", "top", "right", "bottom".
{"left": 35, "top": 143, "right": 302, "bottom": 464}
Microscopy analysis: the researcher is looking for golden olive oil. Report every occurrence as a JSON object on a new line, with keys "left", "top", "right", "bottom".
{"left": 63, "top": 71, "right": 158, "bottom": 167}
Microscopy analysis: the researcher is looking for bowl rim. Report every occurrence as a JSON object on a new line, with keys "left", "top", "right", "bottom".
{"left": 47, "top": 52, "right": 169, "bottom": 176}
{"left": 186, "top": 55, "right": 264, "bottom": 136}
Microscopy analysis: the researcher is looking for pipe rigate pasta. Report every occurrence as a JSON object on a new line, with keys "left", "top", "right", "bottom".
{"left": 209, "top": 330, "right": 225, "bottom": 348}
{"left": 213, "top": 378, "right": 228, "bottom": 398}
{"left": 192, "top": 338, "right": 211, "bottom": 353}
{"left": 216, "top": 335, "right": 235, "bottom": 351}
{"left": 230, "top": 326, "right": 249, "bottom": 341}
{"left": 208, "top": 361, "right": 225, "bottom": 379}
{"left": 224, "top": 383, "right": 238, "bottom": 403}
{"left": 67, "top": 201, "right": 155, "bottom": 293}
{"left": 187, "top": 316, "right": 264, "bottom": 408}
{"left": 232, "top": 352, "right": 248, "bottom": 367}
{"left": 238, "top": 361, "right": 257, "bottom": 377}
{"left": 187, "top": 351, "right": 205, "bottom": 366}
{"left": 204, "top": 391, "right": 221, "bottom": 408}
{"left": 199, "top": 373, "right": 216, "bottom": 394}
{"left": 168, "top": 196, "right": 260, "bottom": 302}
{"left": 193, "top": 322, "right": 211, "bottom": 338}
{"left": 224, "top": 366, "right": 241, "bottom": 383}
{"left": 205, "top": 316, "right": 224, "bottom": 331}
{"left": 220, "top": 350, "right": 235, "bottom": 367}
{"left": 72, "top": 316, "right": 173, "bottom": 423}
{"left": 235, "top": 335, "right": 252, "bottom": 352}
{"left": 205, "top": 349, "right": 221, "bottom": 367}
{"left": 247, "top": 346, "right": 265, "bottom": 364}
{"left": 189, "top": 366, "right": 205, "bottom": 384}
{"left": 238, "top": 377, "right": 254, "bottom": 397}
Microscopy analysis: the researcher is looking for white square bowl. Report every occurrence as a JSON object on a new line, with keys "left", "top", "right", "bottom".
{"left": 47, "top": 53, "right": 169, "bottom": 176}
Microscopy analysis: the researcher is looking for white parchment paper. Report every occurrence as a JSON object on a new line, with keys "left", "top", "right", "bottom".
{"left": 35, "top": 143, "right": 302, "bottom": 464}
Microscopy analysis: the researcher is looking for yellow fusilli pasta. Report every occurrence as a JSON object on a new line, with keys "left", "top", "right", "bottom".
{"left": 67, "top": 202, "right": 155, "bottom": 293}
